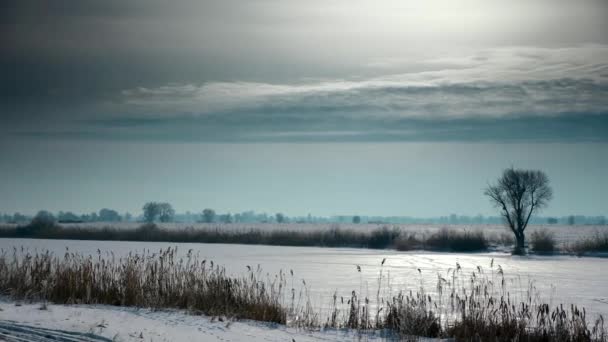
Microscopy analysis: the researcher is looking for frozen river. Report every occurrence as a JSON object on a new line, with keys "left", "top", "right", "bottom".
{"left": 1, "top": 238, "right": 607, "bottom": 319}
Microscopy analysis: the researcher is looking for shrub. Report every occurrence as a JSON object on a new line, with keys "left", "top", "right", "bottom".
{"left": 17, "top": 211, "right": 58, "bottom": 236}
{"left": 368, "top": 226, "right": 400, "bottom": 249}
{"left": 393, "top": 232, "right": 421, "bottom": 251}
{"left": 134, "top": 223, "right": 162, "bottom": 240}
{"left": 425, "top": 228, "right": 487, "bottom": 252}
{"left": 570, "top": 232, "right": 608, "bottom": 255}
{"left": 530, "top": 229, "right": 556, "bottom": 253}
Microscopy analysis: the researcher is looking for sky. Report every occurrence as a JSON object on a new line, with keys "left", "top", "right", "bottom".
{"left": 1, "top": 0, "right": 607, "bottom": 217}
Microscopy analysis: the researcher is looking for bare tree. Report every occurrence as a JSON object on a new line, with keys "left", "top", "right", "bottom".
{"left": 158, "top": 203, "right": 175, "bottom": 222}
{"left": 143, "top": 202, "right": 160, "bottom": 223}
{"left": 99, "top": 208, "right": 121, "bottom": 222}
{"left": 485, "top": 168, "right": 552, "bottom": 254}
{"left": 202, "top": 208, "right": 216, "bottom": 223}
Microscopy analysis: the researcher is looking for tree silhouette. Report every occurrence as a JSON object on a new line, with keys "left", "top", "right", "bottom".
{"left": 202, "top": 209, "right": 216, "bottom": 223}
{"left": 143, "top": 202, "right": 161, "bottom": 223}
{"left": 158, "top": 203, "right": 175, "bottom": 222}
{"left": 485, "top": 168, "right": 552, "bottom": 254}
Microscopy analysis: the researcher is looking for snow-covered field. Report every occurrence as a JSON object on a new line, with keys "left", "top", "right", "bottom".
{"left": 1, "top": 238, "right": 607, "bottom": 319}
{"left": 2, "top": 301, "right": 445, "bottom": 342}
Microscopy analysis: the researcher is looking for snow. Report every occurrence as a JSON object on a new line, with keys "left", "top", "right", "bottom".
{"left": 1, "top": 235, "right": 606, "bottom": 341}
{"left": 0, "top": 301, "right": 449, "bottom": 342}
{"left": 1, "top": 238, "right": 607, "bottom": 319}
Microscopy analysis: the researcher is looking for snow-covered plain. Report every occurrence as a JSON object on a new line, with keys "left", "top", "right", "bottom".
{"left": 2, "top": 301, "right": 446, "bottom": 342}
{"left": 1, "top": 238, "right": 607, "bottom": 319}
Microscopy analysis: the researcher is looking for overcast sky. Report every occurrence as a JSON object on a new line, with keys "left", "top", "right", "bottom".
{"left": 1, "top": 0, "right": 607, "bottom": 217}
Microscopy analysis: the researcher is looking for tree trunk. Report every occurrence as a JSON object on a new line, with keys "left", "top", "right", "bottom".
{"left": 514, "top": 232, "right": 526, "bottom": 255}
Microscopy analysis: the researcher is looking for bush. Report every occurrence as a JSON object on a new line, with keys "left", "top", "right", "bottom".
{"left": 17, "top": 211, "right": 58, "bottom": 236}
{"left": 530, "top": 229, "right": 556, "bottom": 253}
{"left": 425, "top": 228, "right": 488, "bottom": 252}
{"left": 393, "top": 232, "right": 421, "bottom": 251}
{"left": 570, "top": 232, "right": 608, "bottom": 254}
{"left": 368, "top": 226, "right": 400, "bottom": 249}
{"left": 134, "top": 223, "right": 162, "bottom": 240}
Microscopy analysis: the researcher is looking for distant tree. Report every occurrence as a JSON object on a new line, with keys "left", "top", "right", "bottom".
{"left": 99, "top": 208, "right": 121, "bottom": 222}
{"left": 599, "top": 216, "right": 607, "bottom": 225}
{"left": 124, "top": 212, "right": 133, "bottom": 222}
{"left": 202, "top": 209, "right": 216, "bottom": 223}
{"left": 143, "top": 202, "right": 161, "bottom": 223}
{"left": 485, "top": 168, "right": 553, "bottom": 254}
{"left": 567, "top": 215, "right": 575, "bottom": 225}
{"left": 12, "top": 212, "right": 28, "bottom": 223}
{"left": 158, "top": 203, "right": 175, "bottom": 222}
{"left": 547, "top": 217, "right": 558, "bottom": 224}
{"left": 219, "top": 213, "right": 233, "bottom": 223}
{"left": 90, "top": 212, "right": 99, "bottom": 222}
{"left": 27, "top": 210, "right": 57, "bottom": 232}
{"left": 275, "top": 213, "right": 285, "bottom": 223}
{"left": 352, "top": 215, "right": 361, "bottom": 224}
{"left": 58, "top": 211, "right": 81, "bottom": 223}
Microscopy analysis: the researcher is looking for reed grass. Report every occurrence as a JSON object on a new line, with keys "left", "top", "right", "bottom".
{"left": 0, "top": 247, "right": 285, "bottom": 323}
{"left": 424, "top": 227, "right": 488, "bottom": 252}
{"left": 569, "top": 232, "right": 608, "bottom": 255}
{"left": 0, "top": 223, "right": 493, "bottom": 253}
{"left": 530, "top": 229, "right": 557, "bottom": 254}
{"left": 0, "top": 247, "right": 605, "bottom": 341}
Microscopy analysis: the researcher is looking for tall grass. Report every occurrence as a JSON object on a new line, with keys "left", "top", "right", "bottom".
{"left": 530, "top": 229, "right": 557, "bottom": 254}
{"left": 424, "top": 227, "right": 488, "bottom": 252}
{"left": 0, "top": 247, "right": 605, "bottom": 341}
{"left": 0, "top": 223, "right": 493, "bottom": 252}
{"left": 0, "top": 247, "right": 285, "bottom": 323}
{"left": 569, "top": 231, "right": 608, "bottom": 255}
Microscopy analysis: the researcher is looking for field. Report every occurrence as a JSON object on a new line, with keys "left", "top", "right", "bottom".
{"left": 1, "top": 224, "right": 607, "bottom": 341}
{"left": 0, "top": 239, "right": 608, "bottom": 340}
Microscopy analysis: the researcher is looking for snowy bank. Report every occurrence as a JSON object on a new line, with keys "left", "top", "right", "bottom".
{"left": 0, "top": 301, "right": 449, "bottom": 342}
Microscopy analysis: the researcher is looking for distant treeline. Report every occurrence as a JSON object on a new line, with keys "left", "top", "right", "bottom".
{"left": 2, "top": 212, "right": 608, "bottom": 254}
{"left": 1, "top": 205, "right": 606, "bottom": 225}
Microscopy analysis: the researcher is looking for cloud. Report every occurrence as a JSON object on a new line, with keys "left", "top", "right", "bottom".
{"left": 120, "top": 45, "right": 608, "bottom": 121}
{"left": 8, "top": 45, "right": 608, "bottom": 143}
{"left": 17, "top": 113, "right": 608, "bottom": 143}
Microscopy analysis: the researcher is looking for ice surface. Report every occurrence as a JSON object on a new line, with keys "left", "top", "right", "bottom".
{"left": 1, "top": 238, "right": 607, "bottom": 319}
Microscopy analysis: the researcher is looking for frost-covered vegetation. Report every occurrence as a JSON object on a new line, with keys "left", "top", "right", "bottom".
{"left": 0, "top": 248, "right": 605, "bottom": 341}
{"left": 2, "top": 220, "right": 607, "bottom": 255}
{"left": 569, "top": 232, "right": 608, "bottom": 255}
{"left": 0, "top": 223, "right": 493, "bottom": 252}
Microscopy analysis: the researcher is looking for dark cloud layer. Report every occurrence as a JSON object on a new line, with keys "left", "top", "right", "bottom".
{"left": 15, "top": 112, "right": 608, "bottom": 144}
{"left": 2, "top": 0, "right": 608, "bottom": 144}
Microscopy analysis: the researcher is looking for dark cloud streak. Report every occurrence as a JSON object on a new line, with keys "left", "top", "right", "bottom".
{"left": 14, "top": 112, "right": 608, "bottom": 144}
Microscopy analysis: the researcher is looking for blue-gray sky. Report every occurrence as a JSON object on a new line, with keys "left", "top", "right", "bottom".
{"left": 1, "top": 0, "right": 607, "bottom": 217}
